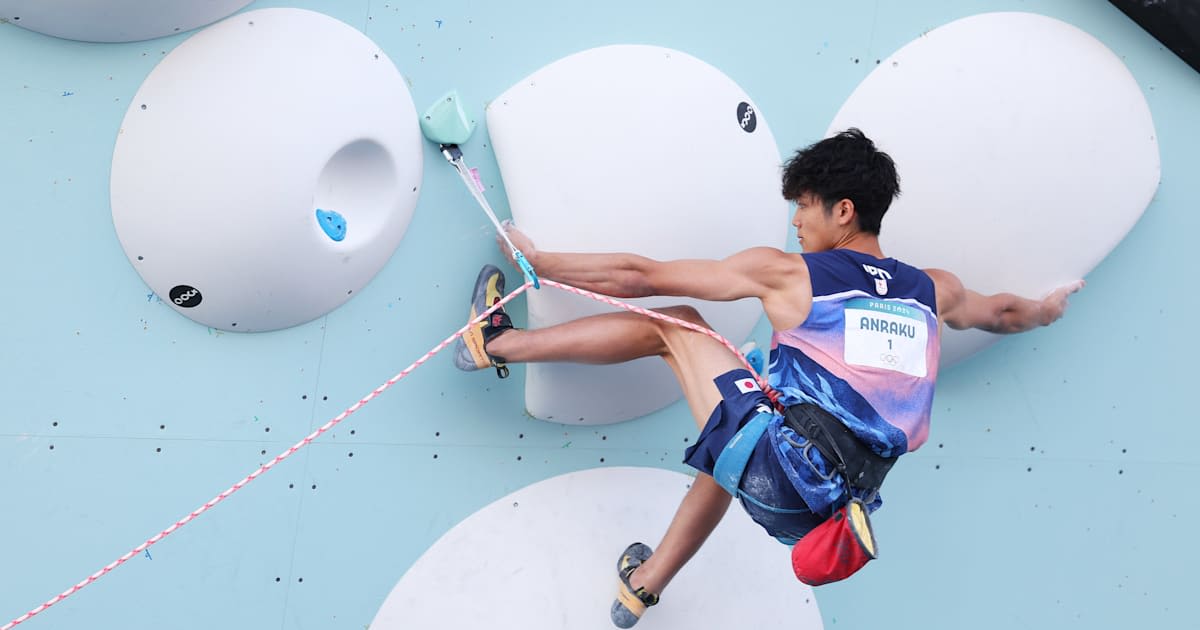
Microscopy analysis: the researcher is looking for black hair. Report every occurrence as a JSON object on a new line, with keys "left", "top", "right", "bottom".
{"left": 780, "top": 128, "right": 900, "bottom": 235}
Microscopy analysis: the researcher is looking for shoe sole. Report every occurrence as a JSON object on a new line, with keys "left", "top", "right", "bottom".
{"left": 611, "top": 542, "right": 654, "bottom": 628}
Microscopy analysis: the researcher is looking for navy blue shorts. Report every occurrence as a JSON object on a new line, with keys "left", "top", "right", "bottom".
{"left": 683, "top": 369, "right": 824, "bottom": 543}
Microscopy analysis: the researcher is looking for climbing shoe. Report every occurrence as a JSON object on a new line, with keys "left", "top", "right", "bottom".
{"left": 453, "top": 264, "right": 513, "bottom": 378}
{"left": 611, "top": 542, "right": 659, "bottom": 628}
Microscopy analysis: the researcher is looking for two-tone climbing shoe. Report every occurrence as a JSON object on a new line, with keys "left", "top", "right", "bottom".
{"left": 611, "top": 542, "right": 659, "bottom": 628}
{"left": 453, "top": 264, "right": 514, "bottom": 378}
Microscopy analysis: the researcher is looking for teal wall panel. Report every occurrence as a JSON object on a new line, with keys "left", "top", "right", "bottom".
{"left": 2, "top": 1, "right": 1197, "bottom": 628}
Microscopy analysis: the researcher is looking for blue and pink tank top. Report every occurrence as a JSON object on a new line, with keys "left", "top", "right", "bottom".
{"left": 768, "top": 249, "right": 940, "bottom": 457}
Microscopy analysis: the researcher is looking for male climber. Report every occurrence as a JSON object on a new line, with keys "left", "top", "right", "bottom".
{"left": 453, "top": 129, "right": 1084, "bottom": 628}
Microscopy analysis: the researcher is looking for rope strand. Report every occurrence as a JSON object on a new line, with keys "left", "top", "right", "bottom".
{"left": 2, "top": 283, "right": 530, "bottom": 630}
{"left": 539, "top": 279, "right": 782, "bottom": 408}
{"left": 4, "top": 277, "right": 771, "bottom": 630}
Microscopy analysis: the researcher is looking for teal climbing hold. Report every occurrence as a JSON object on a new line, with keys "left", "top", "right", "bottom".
{"left": 420, "top": 90, "right": 475, "bottom": 145}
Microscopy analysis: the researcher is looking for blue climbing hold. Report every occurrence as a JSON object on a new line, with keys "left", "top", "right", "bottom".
{"left": 316, "top": 209, "right": 346, "bottom": 242}
{"left": 745, "top": 347, "right": 765, "bottom": 375}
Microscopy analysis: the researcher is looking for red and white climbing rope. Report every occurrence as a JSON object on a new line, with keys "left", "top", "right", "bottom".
{"left": 4, "top": 278, "right": 769, "bottom": 630}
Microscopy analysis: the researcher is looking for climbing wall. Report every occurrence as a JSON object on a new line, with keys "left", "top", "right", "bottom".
{"left": 1, "top": 1, "right": 1196, "bottom": 629}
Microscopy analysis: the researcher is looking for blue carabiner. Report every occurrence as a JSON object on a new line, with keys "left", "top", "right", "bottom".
{"left": 512, "top": 249, "right": 540, "bottom": 289}
{"left": 745, "top": 347, "right": 765, "bottom": 375}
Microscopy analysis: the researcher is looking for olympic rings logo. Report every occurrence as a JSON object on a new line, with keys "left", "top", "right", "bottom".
{"left": 879, "top": 353, "right": 900, "bottom": 366}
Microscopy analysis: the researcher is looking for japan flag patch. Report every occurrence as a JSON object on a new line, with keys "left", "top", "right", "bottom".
{"left": 735, "top": 378, "right": 761, "bottom": 394}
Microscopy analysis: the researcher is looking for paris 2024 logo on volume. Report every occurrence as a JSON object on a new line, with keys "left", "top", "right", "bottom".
{"left": 169, "top": 285, "right": 202, "bottom": 308}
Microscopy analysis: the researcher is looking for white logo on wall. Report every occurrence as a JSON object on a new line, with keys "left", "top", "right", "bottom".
{"left": 862, "top": 264, "right": 892, "bottom": 295}
{"left": 736, "top": 102, "right": 757, "bottom": 132}
{"left": 169, "top": 285, "right": 203, "bottom": 308}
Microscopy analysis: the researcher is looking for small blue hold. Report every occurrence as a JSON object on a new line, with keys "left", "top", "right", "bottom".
{"left": 316, "top": 209, "right": 346, "bottom": 242}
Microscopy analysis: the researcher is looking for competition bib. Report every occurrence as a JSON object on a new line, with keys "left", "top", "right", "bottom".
{"left": 843, "top": 298, "right": 929, "bottom": 377}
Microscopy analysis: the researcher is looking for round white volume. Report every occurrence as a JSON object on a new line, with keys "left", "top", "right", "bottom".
{"left": 371, "top": 467, "right": 822, "bottom": 630}
{"left": 488, "top": 45, "right": 788, "bottom": 424}
{"left": 111, "top": 8, "right": 422, "bottom": 332}
{"left": 828, "top": 12, "right": 1159, "bottom": 366}
{"left": 0, "top": 0, "right": 252, "bottom": 42}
